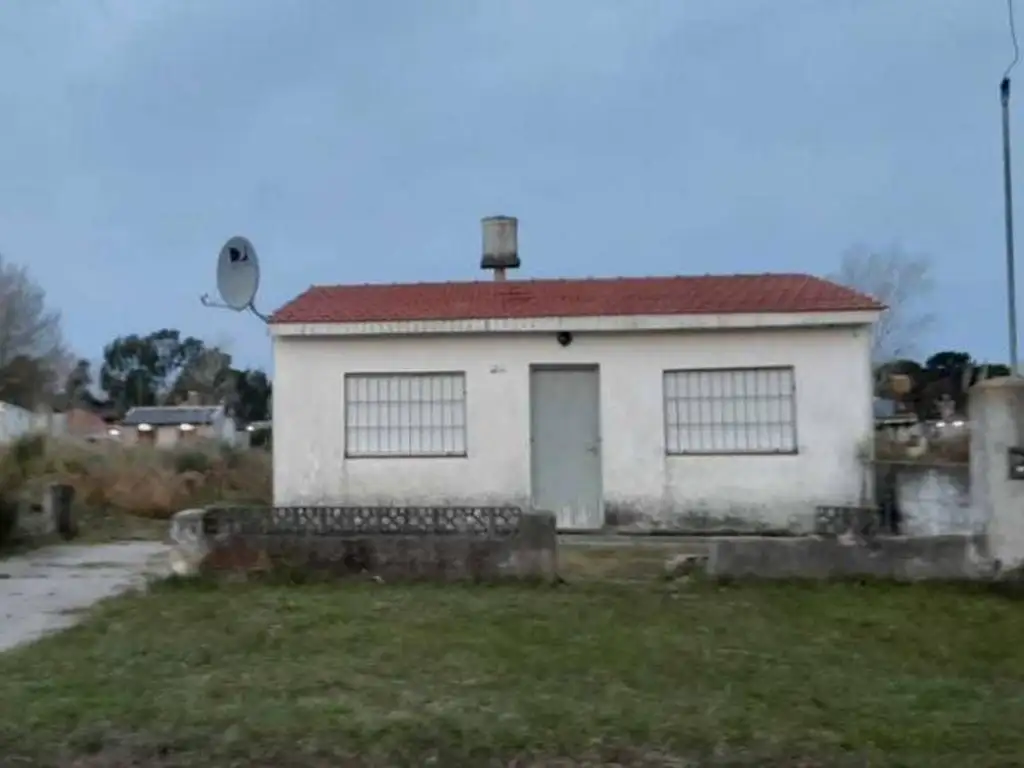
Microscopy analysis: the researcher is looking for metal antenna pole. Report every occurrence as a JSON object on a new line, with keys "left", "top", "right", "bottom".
{"left": 1002, "top": 76, "right": 1019, "bottom": 374}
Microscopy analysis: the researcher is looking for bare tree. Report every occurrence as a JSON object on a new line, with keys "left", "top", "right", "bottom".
{"left": 0, "top": 255, "right": 70, "bottom": 408}
{"left": 171, "top": 346, "right": 238, "bottom": 407}
{"left": 832, "top": 245, "right": 935, "bottom": 362}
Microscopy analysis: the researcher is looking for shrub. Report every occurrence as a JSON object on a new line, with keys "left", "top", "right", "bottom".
{"left": 0, "top": 436, "right": 271, "bottom": 522}
{"left": 174, "top": 449, "right": 212, "bottom": 474}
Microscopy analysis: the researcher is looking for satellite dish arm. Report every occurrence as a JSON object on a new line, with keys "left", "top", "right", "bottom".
{"left": 201, "top": 293, "right": 232, "bottom": 309}
{"left": 249, "top": 303, "right": 270, "bottom": 323}
{"left": 199, "top": 293, "right": 270, "bottom": 324}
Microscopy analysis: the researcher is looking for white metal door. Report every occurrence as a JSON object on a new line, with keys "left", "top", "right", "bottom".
{"left": 529, "top": 366, "right": 603, "bottom": 530}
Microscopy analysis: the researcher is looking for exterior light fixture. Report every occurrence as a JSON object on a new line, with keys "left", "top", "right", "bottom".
{"left": 179, "top": 423, "right": 195, "bottom": 432}
{"left": 137, "top": 423, "right": 153, "bottom": 432}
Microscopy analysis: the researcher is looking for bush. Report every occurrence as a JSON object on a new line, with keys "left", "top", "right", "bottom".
{"left": 174, "top": 449, "right": 212, "bottom": 474}
{"left": 0, "top": 436, "right": 271, "bottom": 521}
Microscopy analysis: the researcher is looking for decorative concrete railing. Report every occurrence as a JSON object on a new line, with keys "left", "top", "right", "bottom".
{"left": 169, "top": 504, "right": 558, "bottom": 583}
{"left": 813, "top": 505, "right": 882, "bottom": 538}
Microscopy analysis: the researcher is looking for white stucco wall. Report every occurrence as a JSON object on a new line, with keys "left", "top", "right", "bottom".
{"left": 0, "top": 402, "right": 40, "bottom": 444}
{"left": 273, "top": 326, "right": 874, "bottom": 532}
{"left": 895, "top": 467, "right": 977, "bottom": 536}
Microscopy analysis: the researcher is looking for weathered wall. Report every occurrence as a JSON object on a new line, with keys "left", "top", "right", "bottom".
{"left": 893, "top": 465, "right": 978, "bottom": 536}
{"left": 971, "top": 378, "right": 1024, "bottom": 572}
{"left": 169, "top": 506, "right": 558, "bottom": 583}
{"left": 0, "top": 402, "right": 40, "bottom": 444}
{"left": 707, "top": 535, "right": 993, "bottom": 582}
{"left": 273, "top": 326, "right": 874, "bottom": 533}
{"left": 11, "top": 484, "right": 77, "bottom": 542}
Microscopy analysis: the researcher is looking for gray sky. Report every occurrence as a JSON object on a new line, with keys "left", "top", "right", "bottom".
{"left": 0, "top": 0, "right": 1014, "bottom": 372}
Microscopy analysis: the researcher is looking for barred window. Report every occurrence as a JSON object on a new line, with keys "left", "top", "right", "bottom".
{"left": 345, "top": 372, "right": 467, "bottom": 457}
{"left": 663, "top": 367, "right": 797, "bottom": 455}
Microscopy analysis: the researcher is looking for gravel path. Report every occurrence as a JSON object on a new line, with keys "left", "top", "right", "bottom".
{"left": 0, "top": 541, "right": 170, "bottom": 653}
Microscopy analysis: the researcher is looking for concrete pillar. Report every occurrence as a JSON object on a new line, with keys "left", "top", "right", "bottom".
{"left": 970, "top": 377, "right": 1024, "bottom": 573}
{"left": 43, "top": 483, "right": 76, "bottom": 541}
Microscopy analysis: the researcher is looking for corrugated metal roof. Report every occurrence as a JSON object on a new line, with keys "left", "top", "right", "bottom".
{"left": 122, "top": 406, "right": 221, "bottom": 426}
{"left": 269, "top": 273, "right": 883, "bottom": 325}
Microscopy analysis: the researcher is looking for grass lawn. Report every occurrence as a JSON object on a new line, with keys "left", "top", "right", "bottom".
{"left": 1, "top": 566, "right": 1024, "bottom": 766}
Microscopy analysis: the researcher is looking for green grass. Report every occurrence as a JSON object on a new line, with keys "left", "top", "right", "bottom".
{"left": 1, "top": 573, "right": 1024, "bottom": 766}
{"left": 72, "top": 505, "right": 168, "bottom": 543}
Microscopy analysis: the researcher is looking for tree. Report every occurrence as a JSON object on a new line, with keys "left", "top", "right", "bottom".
{"left": 0, "top": 255, "right": 69, "bottom": 408}
{"left": 0, "top": 355, "right": 59, "bottom": 409}
{"left": 59, "top": 358, "right": 97, "bottom": 409}
{"left": 168, "top": 347, "right": 272, "bottom": 421}
{"left": 832, "top": 245, "right": 935, "bottom": 362}
{"left": 99, "top": 329, "right": 204, "bottom": 414}
{"left": 170, "top": 347, "right": 236, "bottom": 406}
{"left": 233, "top": 368, "right": 272, "bottom": 423}
{"left": 874, "top": 358, "right": 923, "bottom": 400}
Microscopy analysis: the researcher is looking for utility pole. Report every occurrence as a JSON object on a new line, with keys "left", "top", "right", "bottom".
{"left": 1002, "top": 75, "right": 1019, "bottom": 374}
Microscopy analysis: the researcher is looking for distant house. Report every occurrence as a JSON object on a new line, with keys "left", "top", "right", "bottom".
{"left": 47, "top": 407, "right": 110, "bottom": 440}
{"left": 874, "top": 397, "right": 918, "bottom": 428}
{"left": 0, "top": 401, "right": 40, "bottom": 444}
{"left": 240, "top": 419, "right": 272, "bottom": 449}
{"left": 0, "top": 402, "right": 118, "bottom": 444}
{"left": 117, "top": 405, "right": 237, "bottom": 449}
{"left": 268, "top": 223, "right": 882, "bottom": 533}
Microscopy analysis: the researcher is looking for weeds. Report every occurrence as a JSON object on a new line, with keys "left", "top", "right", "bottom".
{"left": 0, "top": 434, "right": 270, "bottom": 523}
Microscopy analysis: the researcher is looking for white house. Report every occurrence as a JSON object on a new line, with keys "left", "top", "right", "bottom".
{"left": 118, "top": 404, "right": 237, "bottom": 449}
{"left": 270, "top": 220, "right": 881, "bottom": 533}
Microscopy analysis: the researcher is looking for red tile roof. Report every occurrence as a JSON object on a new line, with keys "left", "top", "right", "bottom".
{"left": 270, "top": 273, "right": 882, "bottom": 324}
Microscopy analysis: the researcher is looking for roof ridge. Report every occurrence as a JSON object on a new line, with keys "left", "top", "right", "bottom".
{"left": 306, "top": 272, "right": 821, "bottom": 291}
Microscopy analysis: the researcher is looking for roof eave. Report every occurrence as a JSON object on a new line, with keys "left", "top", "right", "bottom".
{"left": 270, "top": 308, "right": 883, "bottom": 338}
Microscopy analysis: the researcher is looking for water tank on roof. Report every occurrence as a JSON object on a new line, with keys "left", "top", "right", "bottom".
{"left": 481, "top": 216, "right": 520, "bottom": 278}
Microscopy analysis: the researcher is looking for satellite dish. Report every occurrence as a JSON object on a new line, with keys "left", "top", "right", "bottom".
{"left": 216, "top": 235, "right": 260, "bottom": 310}
{"left": 200, "top": 235, "right": 269, "bottom": 322}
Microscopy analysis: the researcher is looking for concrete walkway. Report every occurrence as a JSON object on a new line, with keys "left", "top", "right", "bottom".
{"left": 0, "top": 541, "right": 170, "bottom": 653}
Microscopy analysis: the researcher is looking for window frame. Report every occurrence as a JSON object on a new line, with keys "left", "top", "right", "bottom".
{"left": 662, "top": 365, "right": 798, "bottom": 456}
{"left": 343, "top": 371, "right": 469, "bottom": 459}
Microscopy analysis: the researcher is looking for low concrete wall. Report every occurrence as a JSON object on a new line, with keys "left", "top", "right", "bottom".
{"left": 707, "top": 535, "right": 994, "bottom": 582}
{"left": 169, "top": 505, "right": 559, "bottom": 583}
{"left": 11, "top": 483, "right": 77, "bottom": 542}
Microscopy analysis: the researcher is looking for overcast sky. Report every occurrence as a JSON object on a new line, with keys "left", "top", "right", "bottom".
{"left": 0, "top": 0, "right": 1015, "bottom": 372}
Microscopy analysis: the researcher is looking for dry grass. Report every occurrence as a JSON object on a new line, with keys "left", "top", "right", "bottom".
{"left": 560, "top": 542, "right": 705, "bottom": 581}
{"left": 0, "top": 434, "right": 270, "bottom": 528}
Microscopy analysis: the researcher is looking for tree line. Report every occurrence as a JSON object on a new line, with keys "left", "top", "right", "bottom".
{"left": 832, "top": 245, "right": 1006, "bottom": 420}
{"left": 876, "top": 351, "right": 1006, "bottom": 420}
{"left": 0, "top": 239, "right": 991, "bottom": 426}
{"left": 0, "top": 254, "right": 270, "bottom": 422}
